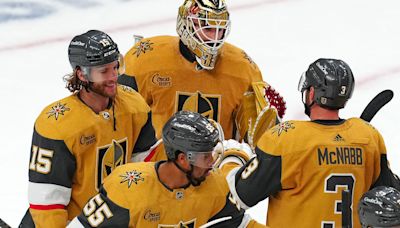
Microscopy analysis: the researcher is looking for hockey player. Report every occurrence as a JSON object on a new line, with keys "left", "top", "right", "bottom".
{"left": 118, "top": 0, "right": 285, "bottom": 161}
{"left": 67, "top": 111, "right": 266, "bottom": 228}
{"left": 358, "top": 186, "right": 400, "bottom": 227}
{"left": 227, "top": 58, "right": 400, "bottom": 227}
{"left": 19, "top": 30, "right": 159, "bottom": 227}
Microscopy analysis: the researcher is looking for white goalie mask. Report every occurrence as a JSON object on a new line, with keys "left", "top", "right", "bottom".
{"left": 177, "top": 0, "right": 231, "bottom": 70}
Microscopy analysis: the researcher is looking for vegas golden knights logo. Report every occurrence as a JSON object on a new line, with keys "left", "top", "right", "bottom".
{"left": 158, "top": 219, "right": 196, "bottom": 228}
{"left": 96, "top": 139, "right": 128, "bottom": 190}
{"left": 176, "top": 91, "right": 221, "bottom": 122}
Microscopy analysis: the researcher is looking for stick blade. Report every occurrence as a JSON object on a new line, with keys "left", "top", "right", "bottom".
{"left": 360, "top": 90, "right": 394, "bottom": 122}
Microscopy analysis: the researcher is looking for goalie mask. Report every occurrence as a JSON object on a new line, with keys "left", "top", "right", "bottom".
{"left": 177, "top": 0, "right": 231, "bottom": 70}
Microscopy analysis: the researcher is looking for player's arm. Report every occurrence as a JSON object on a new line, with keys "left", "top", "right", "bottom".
{"left": 22, "top": 128, "right": 76, "bottom": 227}
{"left": 371, "top": 154, "right": 400, "bottom": 190}
{"left": 226, "top": 146, "right": 282, "bottom": 209}
{"left": 67, "top": 188, "right": 130, "bottom": 228}
{"left": 203, "top": 193, "right": 268, "bottom": 228}
{"left": 370, "top": 131, "right": 400, "bottom": 190}
{"left": 130, "top": 111, "right": 160, "bottom": 162}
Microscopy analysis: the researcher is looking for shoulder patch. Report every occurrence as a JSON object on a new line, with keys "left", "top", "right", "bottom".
{"left": 46, "top": 102, "right": 70, "bottom": 120}
{"left": 271, "top": 121, "right": 295, "bottom": 136}
{"left": 242, "top": 51, "right": 256, "bottom": 66}
{"left": 133, "top": 40, "right": 154, "bottom": 57}
{"left": 120, "top": 170, "right": 145, "bottom": 188}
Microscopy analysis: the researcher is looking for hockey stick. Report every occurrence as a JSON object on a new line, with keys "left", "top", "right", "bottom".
{"left": 360, "top": 89, "right": 394, "bottom": 122}
{"left": 341, "top": 189, "right": 352, "bottom": 228}
{"left": 0, "top": 218, "right": 11, "bottom": 228}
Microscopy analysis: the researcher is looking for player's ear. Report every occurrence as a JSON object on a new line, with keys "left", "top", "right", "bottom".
{"left": 177, "top": 152, "right": 190, "bottom": 168}
{"left": 308, "top": 87, "right": 315, "bottom": 104}
{"left": 76, "top": 67, "right": 88, "bottom": 82}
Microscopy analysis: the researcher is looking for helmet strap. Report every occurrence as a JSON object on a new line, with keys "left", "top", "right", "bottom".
{"left": 172, "top": 160, "right": 204, "bottom": 187}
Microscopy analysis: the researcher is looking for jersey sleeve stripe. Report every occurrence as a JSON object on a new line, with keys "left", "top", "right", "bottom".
{"left": 29, "top": 204, "right": 66, "bottom": 210}
{"left": 226, "top": 167, "right": 250, "bottom": 209}
{"left": 28, "top": 182, "right": 71, "bottom": 206}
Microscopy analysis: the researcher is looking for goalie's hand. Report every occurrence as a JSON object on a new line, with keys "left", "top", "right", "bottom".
{"left": 235, "top": 82, "right": 286, "bottom": 149}
{"left": 216, "top": 139, "right": 254, "bottom": 169}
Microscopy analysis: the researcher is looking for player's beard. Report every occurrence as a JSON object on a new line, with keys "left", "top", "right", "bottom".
{"left": 89, "top": 80, "right": 117, "bottom": 99}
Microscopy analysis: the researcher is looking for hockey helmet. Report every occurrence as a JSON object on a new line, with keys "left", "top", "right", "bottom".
{"left": 177, "top": 0, "right": 231, "bottom": 70}
{"left": 298, "top": 58, "right": 355, "bottom": 110}
{"left": 68, "top": 30, "right": 125, "bottom": 81}
{"left": 162, "top": 111, "right": 221, "bottom": 168}
{"left": 358, "top": 186, "right": 400, "bottom": 227}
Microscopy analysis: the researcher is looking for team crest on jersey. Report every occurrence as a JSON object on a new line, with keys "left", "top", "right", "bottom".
{"left": 158, "top": 218, "right": 196, "bottom": 228}
{"left": 120, "top": 84, "right": 135, "bottom": 92}
{"left": 120, "top": 170, "right": 144, "bottom": 188}
{"left": 47, "top": 102, "right": 70, "bottom": 120}
{"left": 242, "top": 51, "right": 256, "bottom": 66}
{"left": 176, "top": 91, "right": 221, "bottom": 122}
{"left": 271, "top": 121, "right": 295, "bottom": 136}
{"left": 134, "top": 40, "right": 154, "bottom": 57}
{"left": 96, "top": 138, "right": 128, "bottom": 190}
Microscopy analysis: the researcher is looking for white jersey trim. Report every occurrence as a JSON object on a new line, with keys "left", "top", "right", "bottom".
{"left": 226, "top": 167, "right": 251, "bottom": 210}
{"left": 28, "top": 182, "right": 71, "bottom": 205}
{"left": 131, "top": 139, "right": 162, "bottom": 162}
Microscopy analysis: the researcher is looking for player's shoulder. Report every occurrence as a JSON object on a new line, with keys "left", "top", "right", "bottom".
{"left": 125, "top": 35, "right": 178, "bottom": 60}
{"left": 218, "top": 42, "right": 261, "bottom": 78}
{"left": 201, "top": 169, "right": 229, "bottom": 194}
{"left": 116, "top": 85, "right": 150, "bottom": 113}
{"left": 347, "top": 117, "right": 382, "bottom": 136}
{"left": 104, "top": 162, "right": 157, "bottom": 191}
{"left": 35, "top": 94, "right": 87, "bottom": 139}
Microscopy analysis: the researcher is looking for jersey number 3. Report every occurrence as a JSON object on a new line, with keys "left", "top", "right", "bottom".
{"left": 322, "top": 173, "right": 355, "bottom": 228}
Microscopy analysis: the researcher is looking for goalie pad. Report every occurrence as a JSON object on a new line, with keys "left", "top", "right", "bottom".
{"left": 235, "top": 81, "right": 286, "bottom": 149}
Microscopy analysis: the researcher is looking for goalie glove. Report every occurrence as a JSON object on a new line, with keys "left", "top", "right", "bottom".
{"left": 235, "top": 81, "right": 286, "bottom": 150}
{"left": 216, "top": 139, "right": 254, "bottom": 171}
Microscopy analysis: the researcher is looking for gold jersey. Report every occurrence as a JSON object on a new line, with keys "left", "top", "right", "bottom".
{"left": 25, "top": 86, "right": 157, "bottom": 227}
{"left": 121, "top": 36, "right": 263, "bottom": 146}
{"left": 70, "top": 161, "right": 267, "bottom": 228}
{"left": 232, "top": 118, "right": 399, "bottom": 228}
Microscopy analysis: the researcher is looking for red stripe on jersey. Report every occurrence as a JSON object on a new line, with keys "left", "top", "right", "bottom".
{"left": 30, "top": 204, "right": 66, "bottom": 210}
{"left": 144, "top": 147, "right": 157, "bottom": 162}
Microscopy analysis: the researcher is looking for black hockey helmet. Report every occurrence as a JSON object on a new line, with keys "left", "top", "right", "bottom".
{"left": 358, "top": 186, "right": 400, "bottom": 227}
{"left": 68, "top": 30, "right": 120, "bottom": 69}
{"left": 298, "top": 58, "right": 355, "bottom": 110}
{"left": 162, "top": 111, "right": 220, "bottom": 162}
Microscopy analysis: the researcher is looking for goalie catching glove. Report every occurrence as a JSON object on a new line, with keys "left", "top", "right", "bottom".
{"left": 235, "top": 81, "right": 286, "bottom": 150}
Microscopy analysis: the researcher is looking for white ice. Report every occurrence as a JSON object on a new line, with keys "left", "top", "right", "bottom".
{"left": 1, "top": 0, "right": 399, "bottom": 226}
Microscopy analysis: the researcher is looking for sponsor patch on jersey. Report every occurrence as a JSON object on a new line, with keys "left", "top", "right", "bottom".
{"left": 120, "top": 170, "right": 144, "bottom": 188}
{"left": 80, "top": 134, "right": 96, "bottom": 145}
{"left": 143, "top": 209, "right": 160, "bottom": 222}
{"left": 175, "top": 91, "right": 221, "bottom": 122}
{"left": 133, "top": 40, "right": 154, "bottom": 57}
{"left": 158, "top": 218, "right": 196, "bottom": 228}
{"left": 151, "top": 73, "right": 172, "bottom": 87}
{"left": 46, "top": 102, "right": 70, "bottom": 120}
{"left": 271, "top": 121, "right": 295, "bottom": 136}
